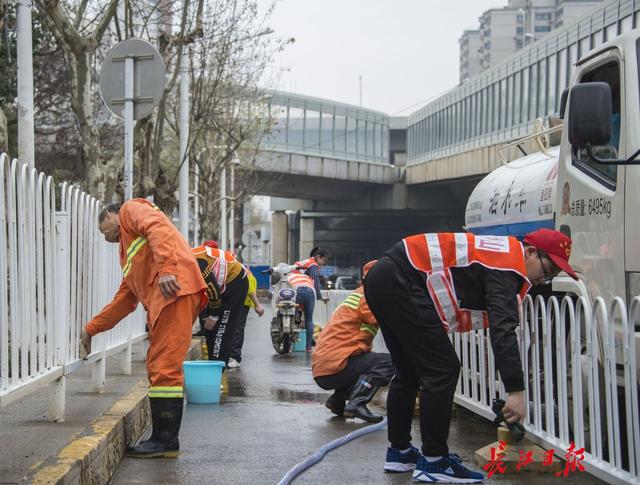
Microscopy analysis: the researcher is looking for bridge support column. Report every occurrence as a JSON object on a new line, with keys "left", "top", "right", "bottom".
{"left": 270, "top": 211, "right": 289, "bottom": 264}
{"left": 299, "top": 217, "right": 314, "bottom": 260}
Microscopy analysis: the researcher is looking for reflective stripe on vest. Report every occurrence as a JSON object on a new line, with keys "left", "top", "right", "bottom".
{"left": 288, "top": 273, "right": 315, "bottom": 289}
{"left": 360, "top": 323, "right": 378, "bottom": 337}
{"left": 216, "top": 250, "right": 228, "bottom": 292}
{"left": 123, "top": 236, "right": 147, "bottom": 277}
{"left": 292, "top": 258, "right": 318, "bottom": 274}
{"left": 341, "top": 292, "right": 362, "bottom": 310}
{"left": 148, "top": 386, "right": 183, "bottom": 398}
{"left": 403, "top": 233, "right": 531, "bottom": 333}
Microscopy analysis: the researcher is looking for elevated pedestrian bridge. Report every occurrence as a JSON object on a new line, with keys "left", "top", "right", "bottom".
{"left": 253, "top": 91, "right": 399, "bottom": 200}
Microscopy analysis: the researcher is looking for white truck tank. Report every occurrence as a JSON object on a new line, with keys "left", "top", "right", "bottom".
{"left": 465, "top": 146, "right": 560, "bottom": 238}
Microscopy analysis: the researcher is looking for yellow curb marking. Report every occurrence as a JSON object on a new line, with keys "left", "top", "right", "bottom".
{"left": 28, "top": 380, "right": 149, "bottom": 484}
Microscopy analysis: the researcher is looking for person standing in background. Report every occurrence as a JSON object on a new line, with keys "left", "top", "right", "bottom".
{"left": 228, "top": 268, "right": 265, "bottom": 368}
{"left": 291, "top": 247, "right": 330, "bottom": 351}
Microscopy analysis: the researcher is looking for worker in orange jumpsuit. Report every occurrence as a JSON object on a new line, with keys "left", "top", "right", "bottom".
{"left": 192, "top": 244, "right": 248, "bottom": 367}
{"left": 312, "top": 261, "right": 395, "bottom": 423}
{"left": 80, "top": 200, "right": 206, "bottom": 458}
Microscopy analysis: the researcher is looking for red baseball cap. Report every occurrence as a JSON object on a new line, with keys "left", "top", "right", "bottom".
{"left": 523, "top": 228, "right": 578, "bottom": 280}
{"left": 203, "top": 240, "right": 218, "bottom": 248}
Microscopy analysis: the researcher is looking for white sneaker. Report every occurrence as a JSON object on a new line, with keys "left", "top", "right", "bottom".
{"left": 227, "top": 358, "right": 241, "bottom": 369}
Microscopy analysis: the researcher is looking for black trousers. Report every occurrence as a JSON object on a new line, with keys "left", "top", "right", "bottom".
{"left": 314, "top": 352, "right": 395, "bottom": 399}
{"left": 364, "top": 256, "right": 461, "bottom": 457}
{"left": 204, "top": 275, "right": 249, "bottom": 367}
{"left": 230, "top": 305, "right": 251, "bottom": 362}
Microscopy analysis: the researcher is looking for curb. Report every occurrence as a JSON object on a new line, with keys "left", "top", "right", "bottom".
{"left": 25, "top": 340, "right": 203, "bottom": 485}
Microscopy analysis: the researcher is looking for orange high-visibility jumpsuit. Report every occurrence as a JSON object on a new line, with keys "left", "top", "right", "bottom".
{"left": 85, "top": 199, "right": 207, "bottom": 399}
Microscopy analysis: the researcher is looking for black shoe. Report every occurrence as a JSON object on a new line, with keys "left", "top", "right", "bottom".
{"left": 325, "top": 392, "right": 346, "bottom": 416}
{"left": 127, "top": 397, "right": 183, "bottom": 458}
{"left": 344, "top": 375, "right": 384, "bottom": 423}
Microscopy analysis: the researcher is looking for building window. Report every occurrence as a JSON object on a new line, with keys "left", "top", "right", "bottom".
{"left": 535, "top": 25, "right": 551, "bottom": 33}
{"left": 535, "top": 13, "right": 552, "bottom": 21}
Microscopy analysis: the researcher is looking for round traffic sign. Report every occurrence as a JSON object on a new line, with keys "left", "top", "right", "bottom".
{"left": 99, "top": 39, "right": 166, "bottom": 120}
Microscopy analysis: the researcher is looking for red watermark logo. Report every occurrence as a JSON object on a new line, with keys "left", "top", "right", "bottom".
{"left": 483, "top": 441, "right": 585, "bottom": 477}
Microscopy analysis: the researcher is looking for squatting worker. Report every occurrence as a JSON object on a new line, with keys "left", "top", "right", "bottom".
{"left": 80, "top": 200, "right": 207, "bottom": 458}
{"left": 290, "top": 247, "right": 330, "bottom": 351}
{"left": 312, "top": 260, "right": 395, "bottom": 423}
{"left": 364, "top": 229, "right": 577, "bottom": 482}
{"left": 192, "top": 244, "right": 248, "bottom": 367}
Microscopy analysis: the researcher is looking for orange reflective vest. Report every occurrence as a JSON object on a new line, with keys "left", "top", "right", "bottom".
{"left": 402, "top": 233, "right": 531, "bottom": 333}
{"left": 289, "top": 257, "right": 317, "bottom": 290}
{"left": 86, "top": 199, "right": 207, "bottom": 336}
{"left": 312, "top": 287, "right": 377, "bottom": 378}
{"left": 192, "top": 246, "right": 237, "bottom": 292}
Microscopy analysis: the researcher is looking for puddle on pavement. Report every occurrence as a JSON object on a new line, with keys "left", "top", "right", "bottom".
{"left": 270, "top": 388, "right": 329, "bottom": 404}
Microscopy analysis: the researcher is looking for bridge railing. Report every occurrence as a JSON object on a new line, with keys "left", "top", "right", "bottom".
{"left": 262, "top": 90, "right": 390, "bottom": 165}
{"left": 0, "top": 154, "right": 147, "bottom": 420}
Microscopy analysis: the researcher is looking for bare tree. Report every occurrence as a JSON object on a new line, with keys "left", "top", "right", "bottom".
{"left": 28, "top": 0, "right": 286, "bottom": 229}
{"left": 33, "top": 0, "right": 120, "bottom": 198}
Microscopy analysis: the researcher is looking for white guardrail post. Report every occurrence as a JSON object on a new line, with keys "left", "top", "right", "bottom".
{"left": 49, "top": 209, "right": 69, "bottom": 422}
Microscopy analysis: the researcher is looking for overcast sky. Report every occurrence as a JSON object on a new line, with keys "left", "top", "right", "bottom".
{"left": 259, "top": 0, "right": 508, "bottom": 115}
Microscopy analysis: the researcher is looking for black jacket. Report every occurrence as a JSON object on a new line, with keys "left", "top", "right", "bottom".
{"left": 387, "top": 242, "right": 525, "bottom": 393}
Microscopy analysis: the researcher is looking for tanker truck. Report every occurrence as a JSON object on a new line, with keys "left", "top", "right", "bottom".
{"left": 465, "top": 29, "right": 640, "bottom": 475}
{"left": 465, "top": 28, "right": 640, "bottom": 354}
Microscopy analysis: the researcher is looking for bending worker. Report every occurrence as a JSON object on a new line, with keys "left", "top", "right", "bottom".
{"left": 80, "top": 200, "right": 207, "bottom": 458}
{"left": 312, "top": 260, "right": 394, "bottom": 423}
{"left": 192, "top": 244, "right": 248, "bottom": 367}
{"left": 364, "top": 229, "right": 577, "bottom": 482}
{"left": 290, "top": 247, "right": 330, "bottom": 351}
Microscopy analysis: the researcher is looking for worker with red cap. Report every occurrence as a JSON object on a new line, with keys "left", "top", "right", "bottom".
{"left": 312, "top": 260, "right": 395, "bottom": 423}
{"left": 364, "top": 229, "right": 577, "bottom": 482}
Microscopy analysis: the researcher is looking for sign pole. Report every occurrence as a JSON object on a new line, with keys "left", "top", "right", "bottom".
{"left": 124, "top": 57, "right": 134, "bottom": 200}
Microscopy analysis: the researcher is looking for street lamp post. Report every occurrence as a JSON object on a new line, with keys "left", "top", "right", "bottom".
{"left": 16, "top": 0, "right": 35, "bottom": 169}
{"left": 193, "top": 162, "right": 200, "bottom": 243}
{"left": 178, "top": 41, "right": 190, "bottom": 239}
{"left": 220, "top": 166, "right": 227, "bottom": 251}
{"left": 229, "top": 157, "right": 241, "bottom": 254}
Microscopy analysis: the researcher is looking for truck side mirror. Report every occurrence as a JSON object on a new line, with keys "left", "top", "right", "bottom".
{"left": 568, "top": 82, "right": 612, "bottom": 148}
{"left": 559, "top": 88, "right": 569, "bottom": 119}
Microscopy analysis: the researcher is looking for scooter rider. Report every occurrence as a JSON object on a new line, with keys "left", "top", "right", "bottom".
{"left": 364, "top": 229, "right": 578, "bottom": 483}
{"left": 312, "top": 260, "right": 395, "bottom": 423}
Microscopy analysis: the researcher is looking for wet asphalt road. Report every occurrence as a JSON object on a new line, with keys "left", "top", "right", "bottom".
{"left": 110, "top": 307, "right": 604, "bottom": 485}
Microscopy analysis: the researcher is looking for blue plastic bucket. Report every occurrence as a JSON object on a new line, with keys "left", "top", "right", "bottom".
{"left": 183, "top": 361, "right": 225, "bottom": 404}
{"left": 293, "top": 330, "right": 307, "bottom": 352}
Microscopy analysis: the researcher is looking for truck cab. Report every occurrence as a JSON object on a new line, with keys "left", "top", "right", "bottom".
{"left": 558, "top": 31, "right": 640, "bottom": 365}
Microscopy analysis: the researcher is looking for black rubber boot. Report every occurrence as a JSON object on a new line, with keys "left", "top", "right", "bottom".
{"left": 325, "top": 390, "right": 347, "bottom": 416}
{"left": 127, "top": 397, "right": 183, "bottom": 458}
{"left": 343, "top": 375, "right": 384, "bottom": 423}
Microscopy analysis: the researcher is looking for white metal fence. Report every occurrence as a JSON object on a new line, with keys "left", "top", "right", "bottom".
{"left": 453, "top": 294, "right": 639, "bottom": 484}
{"left": 0, "top": 154, "right": 147, "bottom": 420}
{"left": 317, "top": 289, "right": 639, "bottom": 483}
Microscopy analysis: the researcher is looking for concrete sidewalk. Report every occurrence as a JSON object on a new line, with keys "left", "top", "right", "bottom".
{"left": 110, "top": 309, "right": 605, "bottom": 485}
{"left": 0, "top": 349, "right": 148, "bottom": 484}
